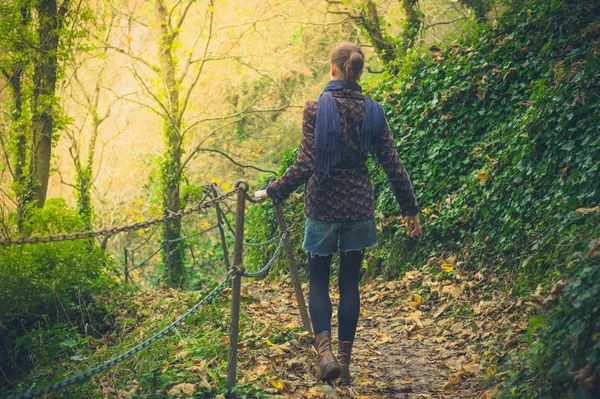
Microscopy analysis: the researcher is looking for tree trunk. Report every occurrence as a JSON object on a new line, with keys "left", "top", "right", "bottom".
{"left": 402, "top": 0, "right": 423, "bottom": 53}
{"left": 360, "top": 0, "right": 397, "bottom": 66}
{"left": 156, "top": 0, "right": 185, "bottom": 288}
{"left": 7, "top": 59, "right": 32, "bottom": 231}
{"left": 31, "top": 0, "right": 64, "bottom": 208}
{"left": 459, "top": 0, "right": 491, "bottom": 20}
{"left": 6, "top": 6, "right": 34, "bottom": 230}
{"left": 75, "top": 83, "right": 102, "bottom": 230}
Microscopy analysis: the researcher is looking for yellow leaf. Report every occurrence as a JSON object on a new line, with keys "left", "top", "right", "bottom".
{"left": 207, "top": 5, "right": 215, "bottom": 13}
{"left": 409, "top": 293, "right": 422, "bottom": 309}
{"left": 441, "top": 262, "right": 454, "bottom": 273}
{"left": 269, "top": 378, "right": 285, "bottom": 391}
{"left": 126, "top": 35, "right": 133, "bottom": 43}
{"left": 475, "top": 170, "right": 487, "bottom": 183}
{"left": 222, "top": 183, "right": 231, "bottom": 192}
{"left": 211, "top": 177, "right": 220, "bottom": 184}
{"left": 443, "top": 373, "right": 462, "bottom": 389}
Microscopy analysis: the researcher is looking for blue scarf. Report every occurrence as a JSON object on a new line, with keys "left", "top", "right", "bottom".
{"left": 315, "top": 80, "right": 385, "bottom": 177}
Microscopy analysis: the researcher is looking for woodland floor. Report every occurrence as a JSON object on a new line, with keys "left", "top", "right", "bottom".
{"left": 228, "top": 262, "right": 541, "bottom": 399}
{"left": 28, "top": 262, "right": 550, "bottom": 399}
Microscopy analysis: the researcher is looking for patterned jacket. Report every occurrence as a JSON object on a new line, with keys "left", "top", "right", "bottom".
{"left": 266, "top": 88, "right": 419, "bottom": 222}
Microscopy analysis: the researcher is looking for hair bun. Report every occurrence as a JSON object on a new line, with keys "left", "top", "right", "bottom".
{"left": 345, "top": 52, "right": 364, "bottom": 80}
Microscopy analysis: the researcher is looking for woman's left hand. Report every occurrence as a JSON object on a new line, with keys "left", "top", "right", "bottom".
{"left": 404, "top": 215, "right": 423, "bottom": 237}
{"left": 254, "top": 189, "right": 270, "bottom": 201}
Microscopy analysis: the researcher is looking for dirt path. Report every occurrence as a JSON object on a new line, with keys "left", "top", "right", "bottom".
{"left": 242, "top": 266, "right": 518, "bottom": 399}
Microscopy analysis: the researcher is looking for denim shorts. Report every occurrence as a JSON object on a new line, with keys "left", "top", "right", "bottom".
{"left": 303, "top": 217, "right": 377, "bottom": 256}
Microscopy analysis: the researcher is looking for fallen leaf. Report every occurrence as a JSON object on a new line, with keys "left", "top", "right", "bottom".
{"left": 434, "top": 304, "right": 447, "bottom": 318}
{"left": 443, "top": 373, "right": 462, "bottom": 389}
{"left": 575, "top": 206, "right": 599, "bottom": 214}
{"left": 410, "top": 293, "right": 423, "bottom": 309}
{"left": 167, "top": 383, "right": 195, "bottom": 396}
{"left": 441, "top": 262, "right": 454, "bottom": 273}
{"left": 269, "top": 378, "right": 286, "bottom": 391}
{"left": 400, "top": 376, "right": 415, "bottom": 384}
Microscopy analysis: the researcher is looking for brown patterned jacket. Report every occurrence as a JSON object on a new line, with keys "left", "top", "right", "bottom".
{"left": 266, "top": 89, "right": 419, "bottom": 222}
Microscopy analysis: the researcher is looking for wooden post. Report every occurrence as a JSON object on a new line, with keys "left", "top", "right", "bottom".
{"left": 227, "top": 180, "right": 248, "bottom": 390}
{"left": 215, "top": 202, "right": 231, "bottom": 271}
{"left": 273, "top": 202, "right": 313, "bottom": 335}
{"left": 164, "top": 208, "right": 172, "bottom": 287}
{"left": 124, "top": 248, "right": 129, "bottom": 284}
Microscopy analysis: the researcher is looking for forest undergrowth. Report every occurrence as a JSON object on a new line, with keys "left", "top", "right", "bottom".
{"left": 5, "top": 262, "right": 546, "bottom": 399}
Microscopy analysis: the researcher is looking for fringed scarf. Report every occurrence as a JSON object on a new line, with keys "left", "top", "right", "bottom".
{"left": 315, "top": 79, "right": 385, "bottom": 177}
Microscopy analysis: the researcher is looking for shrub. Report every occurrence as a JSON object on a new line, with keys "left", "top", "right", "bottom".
{"left": 0, "top": 199, "right": 121, "bottom": 382}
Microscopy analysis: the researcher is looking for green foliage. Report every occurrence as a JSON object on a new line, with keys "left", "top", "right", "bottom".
{"left": 376, "top": 0, "right": 600, "bottom": 394}
{"left": 0, "top": 0, "right": 93, "bottom": 212}
{"left": 0, "top": 199, "right": 121, "bottom": 381}
{"left": 500, "top": 247, "right": 600, "bottom": 398}
{"left": 5, "top": 285, "right": 277, "bottom": 398}
{"left": 391, "top": 0, "right": 596, "bottom": 274}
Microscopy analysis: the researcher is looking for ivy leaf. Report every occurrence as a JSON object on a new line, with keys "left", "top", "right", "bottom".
{"left": 60, "top": 338, "right": 77, "bottom": 348}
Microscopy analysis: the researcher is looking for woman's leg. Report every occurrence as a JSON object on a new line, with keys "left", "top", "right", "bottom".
{"left": 308, "top": 253, "right": 341, "bottom": 381}
{"left": 308, "top": 253, "right": 333, "bottom": 335}
{"left": 337, "top": 250, "right": 363, "bottom": 385}
{"left": 338, "top": 250, "right": 363, "bottom": 342}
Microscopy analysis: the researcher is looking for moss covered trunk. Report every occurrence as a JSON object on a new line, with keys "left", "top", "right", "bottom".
{"left": 156, "top": 0, "right": 185, "bottom": 288}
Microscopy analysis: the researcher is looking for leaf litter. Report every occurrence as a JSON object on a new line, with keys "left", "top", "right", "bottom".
{"left": 57, "top": 259, "right": 552, "bottom": 398}
{"left": 219, "top": 261, "right": 540, "bottom": 399}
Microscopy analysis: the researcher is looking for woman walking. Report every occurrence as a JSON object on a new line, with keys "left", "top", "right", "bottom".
{"left": 254, "top": 42, "right": 421, "bottom": 385}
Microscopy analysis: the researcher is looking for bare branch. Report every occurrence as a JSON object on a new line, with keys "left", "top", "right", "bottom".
{"left": 0, "top": 130, "right": 14, "bottom": 178}
{"left": 181, "top": 103, "right": 290, "bottom": 138}
{"left": 175, "top": 0, "right": 199, "bottom": 32}
{"left": 188, "top": 147, "right": 277, "bottom": 175}
{"left": 285, "top": 17, "right": 350, "bottom": 26}
{"left": 425, "top": 17, "right": 469, "bottom": 28}
{"left": 179, "top": 3, "right": 215, "bottom": 117}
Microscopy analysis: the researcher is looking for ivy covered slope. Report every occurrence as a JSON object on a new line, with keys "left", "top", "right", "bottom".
{"left": 248, "top": 0, "right": 599, "bottom": 396}
{"left": 370, "top": 0, "right": 600, "bottom": 396}
{"left": 370, "top": 0, "right": 599, "bottom": 285}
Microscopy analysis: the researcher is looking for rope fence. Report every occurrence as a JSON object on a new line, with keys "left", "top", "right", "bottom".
{"left": 5, "top": 179, "right": 313, "bottom": 399}
{"left": 0, "top": 188, "right": 240, "bottom": 246}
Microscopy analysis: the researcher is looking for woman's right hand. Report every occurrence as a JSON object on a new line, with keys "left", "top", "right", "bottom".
{"left": 404, "top": 215, "right": 422, "bottom": 237}
{"left": 254, "top": 189, "right": 270, "bottom": 201}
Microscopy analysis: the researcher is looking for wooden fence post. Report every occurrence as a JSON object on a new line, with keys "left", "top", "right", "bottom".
{"left": 273, "top": 202, "right": 313, "bottom": 336}
{"left": 124, "top": 248, "right": 129, "bottom": 284}
{"left": 164, "top": 208, "right": 173, "bottom": 287}
{"left": 215, "top": 202, "right": 231, "bottom": 271}
{"left": 227, "top": 180, "right": 248, "bottom": 390}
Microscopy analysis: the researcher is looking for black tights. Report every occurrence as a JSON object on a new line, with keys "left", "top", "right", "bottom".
{"left": 308, "top": 251, "right": 363, "bottom": 342}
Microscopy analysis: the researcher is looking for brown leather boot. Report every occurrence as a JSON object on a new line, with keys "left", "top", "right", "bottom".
{"left": 338, "top": 340, "right": 353, "bottom": 385}
{"left": 312, "top": 331, "right": 341, "bottom": 381}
